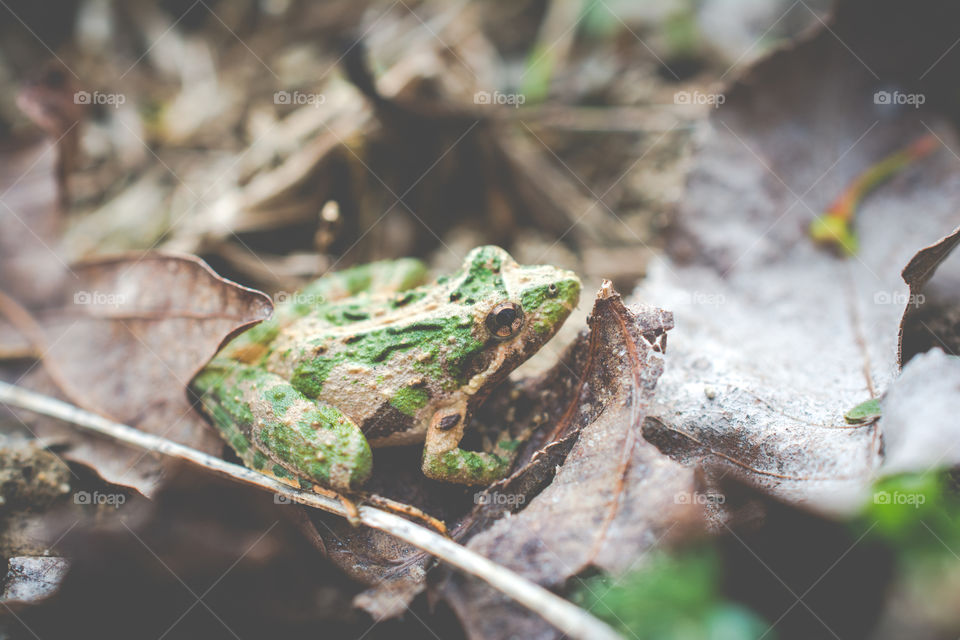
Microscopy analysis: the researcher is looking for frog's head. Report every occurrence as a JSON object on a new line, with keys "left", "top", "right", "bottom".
{"left": 446, "top": 246, "right": 580, "bottom": 388}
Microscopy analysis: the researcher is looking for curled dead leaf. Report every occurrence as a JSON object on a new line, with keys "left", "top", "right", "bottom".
{"left": 898, "top": 224, "right": 960, "bottom": 364}
{"left": 439, "top": 284, "right": 690, "bottom": 639}
{"left": 2, "top": 254, "right": 272, "bottom": 496}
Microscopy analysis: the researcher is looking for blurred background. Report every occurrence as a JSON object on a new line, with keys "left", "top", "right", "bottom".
{"left": 0, "top": 0, "right": 830, "bottom": 295}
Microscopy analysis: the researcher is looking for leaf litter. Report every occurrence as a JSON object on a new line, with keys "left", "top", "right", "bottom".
{"left": 636, "top": 1, "right": 960, "bottom": 518}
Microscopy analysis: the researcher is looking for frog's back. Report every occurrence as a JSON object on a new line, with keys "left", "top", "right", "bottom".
{"left": 217, "top": 257, "right": 428, "bottom": 363}
{"left": 263, "top": 280, "right": 484, "bottom": 445}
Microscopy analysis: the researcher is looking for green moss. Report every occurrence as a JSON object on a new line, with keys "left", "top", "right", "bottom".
{"left": 390, "top": 386, "right": 430, "bottom": 416}
{"left": 252, "top": 451, "right": 267, "bottom": 470}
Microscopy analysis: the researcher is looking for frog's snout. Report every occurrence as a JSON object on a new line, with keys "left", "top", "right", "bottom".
{"left": 518, "top": 275, "right": 581, "bottom": 343}
{"left": 548, "top": 275, "right": 581, "bottom": 314}
{"left": 558, "top": 275, "right": 581, "bottom": 308}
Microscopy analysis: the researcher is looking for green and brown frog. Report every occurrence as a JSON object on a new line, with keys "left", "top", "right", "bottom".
{"left": 191, "top": 246, "right": 580, "bottom": 492}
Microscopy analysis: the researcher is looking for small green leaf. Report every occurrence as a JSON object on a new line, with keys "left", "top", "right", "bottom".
{"left": 843, "top": 397, "right": 881, "bottom": 424}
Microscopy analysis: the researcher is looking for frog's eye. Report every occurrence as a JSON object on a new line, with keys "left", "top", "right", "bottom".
{"left": 485, "top": 302, "right": 524, "bottom": 340}
{"left": 547, "top": 283, "right": 559, "bottom": 297}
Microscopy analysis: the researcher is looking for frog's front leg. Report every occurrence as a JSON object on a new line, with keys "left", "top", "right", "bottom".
{"left": 193, "top": 362, "right": 372, "bottom": 491}
{"left": 421, "top": 407, "right": 519, "bottom": 485}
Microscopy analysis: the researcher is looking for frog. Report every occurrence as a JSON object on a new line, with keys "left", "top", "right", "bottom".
{"left": 191, "top": 246, "right": 581, "bottom": 493}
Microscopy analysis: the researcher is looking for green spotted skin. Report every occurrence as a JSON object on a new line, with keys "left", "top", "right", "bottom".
{"left": 192, "top": 246, "right": 580, "bottom": 489}
{"left": 193, "top": 363, "right": 372, "bottom": 490}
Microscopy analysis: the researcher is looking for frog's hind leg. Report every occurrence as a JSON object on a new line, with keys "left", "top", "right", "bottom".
{"left": 192, "top": 361, "right": 372, "bottom": 491}
{"left": 421, "top": 407, "right": 519, "bottom": 486}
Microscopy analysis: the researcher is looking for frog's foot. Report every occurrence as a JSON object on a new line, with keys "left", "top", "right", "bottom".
{"left": 362, "top": 494, "right": 449, "bottom": 535}
{"left": 423, "top": 448, "right": 513, "bottom": 486}
{"left": 192, "top": 363, "right": 372, "bottom": 492}
{"left": 421, "top": 408, "right": 518, "bottom": 486}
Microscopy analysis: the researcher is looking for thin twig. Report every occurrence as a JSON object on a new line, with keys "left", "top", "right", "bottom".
{"left": 0, "top": 380, "right": 622, "bottom": 640}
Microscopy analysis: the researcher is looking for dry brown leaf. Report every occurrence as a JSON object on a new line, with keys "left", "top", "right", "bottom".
{"left": 1, "top": 557, "right": 70, "bottom": 603}
{"left": 898, "top": 224, "right": 960, "bottom": 363}
{"left": 0, "top": 69, "right": 79, "bottom": 348}
{"left": 440, "top": 284, "right": 690, "bottom": 639}
{"left": 0, "top": 136, "right": 67, "bottom": 310}
{"left": 637, "top": 1, "right": 960, "bottom": 514}
{"left": 7, "top": 254, "right": 272, "bottom": 496}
